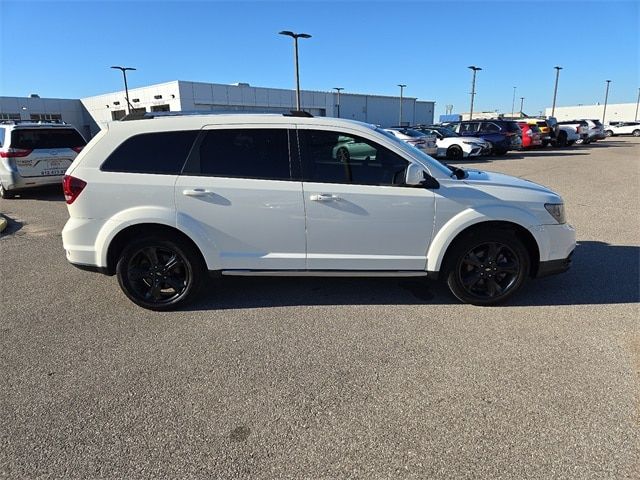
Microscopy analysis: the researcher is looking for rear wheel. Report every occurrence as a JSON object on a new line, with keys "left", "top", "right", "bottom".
{"left": 605, "top": 130, "right": 614, "bottom": 137}
{"left": 446, "top": 145, "right": 463, "bottom": 160}
{"left": 445, "top": 228, "right": 530, "bottom": 306}
{"left": 556, "top": 132, "right": 567, "bottom": 147}
{"left": 567, "top": 140, "right": 575, "bottom": 146}
{"left": 116, "top": 235, "right": 205, "bottom": 310}
{"left": 0, "top": 183, "right": 15, "bottom": 199}
{"left": 633, "top": 129, "right": 640, "bottom": 137}
{"left": 493, "top": 148, "right": 508, "bottom": 156}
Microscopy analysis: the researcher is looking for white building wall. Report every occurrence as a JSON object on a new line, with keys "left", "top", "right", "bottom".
{"left": 0, "top": 96, "right": 92, "bottom": 140}
{"left": 545, "top": 103, "right": 638, "bottom": 123}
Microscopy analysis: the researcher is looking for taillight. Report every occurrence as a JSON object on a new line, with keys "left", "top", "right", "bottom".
{"left": 63, "top": 175, "right": 87, "bottom": 205}
{"left": 576, "top": 127, "right": 580, "bottom": 133}
{"left": 0, "top": 148, "right": 32, "bottom": 158}
{"left": 72, "top": 146, "right": 84, "bottom": 154}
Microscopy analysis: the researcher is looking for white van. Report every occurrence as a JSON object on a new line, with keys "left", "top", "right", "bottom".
{"left": 0, "top": 121, "right": 87, "bottom": 198}
{"left": 62, "top": 113, "right": 575, "bottom": 310}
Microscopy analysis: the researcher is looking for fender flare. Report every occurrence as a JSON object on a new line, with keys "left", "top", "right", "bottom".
{"left": 426, "top": 205, "right": 546, "bottom": 272}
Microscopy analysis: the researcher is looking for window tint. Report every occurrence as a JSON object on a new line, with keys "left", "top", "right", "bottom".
{"left": 299, "top": 130, "right": 409, "bottom": 186}
{"left": 0, "top": 127, "right": 5, "bottom": 147}
{"left": 459, "top": 122, "right": 480, "bottom": 133}
{"left": 10, "top": 128, "right": 86, "bottom": 149}
{"left": 193, "top": 129, "right": 291, "bottom": 180}
{"left": 502, "top": 121, "right": 521, "bottom": 132}
{"left": 101, "top": 130, "right": 198, "bottom": 174}
{"left": 481, "top": 123, "right": 501, "bottom": 133}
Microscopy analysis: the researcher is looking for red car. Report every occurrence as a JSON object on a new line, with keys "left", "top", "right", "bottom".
{"left": 518, "top": 122, "right": 542, "bottom": 149}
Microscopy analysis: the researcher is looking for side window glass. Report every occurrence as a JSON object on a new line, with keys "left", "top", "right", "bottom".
{"left": 101, "top": 130, "right": 198, "bottom": 174}
{"left": 0, "top": 128, "right": 5, "bottom": 147}
{"left": 299, "top": 130, "right": 409, "bottom": 186}
{"left": 460, "top": 123, "right": 479, "bottom": 133}
{"left": 195, "top": 129, "right": 291, "bottom": 180}
{"left": 482, "top": 123, "right": 500, "bottom": 133}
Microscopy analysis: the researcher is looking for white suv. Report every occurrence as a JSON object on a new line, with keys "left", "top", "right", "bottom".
{"left": 0, "top": 121, "right": 87, "bottom": 198}
{"left": 62, "top": 113, "right": 575, "bottom": 310}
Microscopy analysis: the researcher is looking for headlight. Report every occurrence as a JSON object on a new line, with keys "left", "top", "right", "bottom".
{"left": 462, "top": 141, "right": 478, "bottom": 145}
{"left": 544, "top": 203, "right": 566, "bottom": 224}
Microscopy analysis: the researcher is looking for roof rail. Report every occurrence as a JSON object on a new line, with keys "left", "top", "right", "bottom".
{"left": 0, "top": 119, "right": 68, "bottom": 125}
{"left": 121, "top": 110, "right": 316, "bottom": 121}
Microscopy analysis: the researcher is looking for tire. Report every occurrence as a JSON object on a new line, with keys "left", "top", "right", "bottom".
{"left": 116, "top": 235, "right": 206, "bottom": 311}
{"left": 444, "top": 228, "right": 530, "bottom": 306}
{"left": 541, "top": 140, "right": 550, "bottom": 147}
{"left": 633, "top": 130, "right": 640, "bottom": 137}
{"left": 567, "top": 140, "right": 575, "bottom": 146}
{"left": 336, "top": 147, "right": 350, "bottom": 162}
{"left": 556, "top": 132, "right": 567, "bottom": 147}
{"left": 0, "top": 183, "right": 15, "bottom": 199}
{"left": 605, "top": 130, "right": 613, "bottom": 137}
{"left": 446, "top": 145, "right": 463, "bottom": 160}
{"left": 493, "top": 148, "right": 508, "bottom": 156}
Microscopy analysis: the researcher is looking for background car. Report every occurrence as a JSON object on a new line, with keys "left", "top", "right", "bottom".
{"left": 583, "top": 119, "right": 606, "bottom": 142}
{"left": 604, "top": 122, "right": 640, "bottom": 137}
{"left": 0, "top": 120, "right": 87, "bottom": 199}
{"left": 517, "top": 122, "right": 542, "bottom": 149}
{"left": 557, "top": 120, "right": 591, "bottom": 144}
{"left": 413, "top": 126, "right": 488, "bottom": 159}
{"left": 442, "top": 120, "right": 522, "bottom": 155}
{"left": 332, "top": 135, "right": 377, "bottom": 162}
{"left": 383, "top": 128, "right": 437, "bottom": 156}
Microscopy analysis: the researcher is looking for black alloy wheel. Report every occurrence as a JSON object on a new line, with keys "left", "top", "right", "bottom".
{"left": 446, "top": 230, "right": 529, "bottom": 305}
{"left": 447, "top": 145, "right": 463, "bottom": 160}
{"left": 116, "top": 236, "right": 204, "bottom": 310}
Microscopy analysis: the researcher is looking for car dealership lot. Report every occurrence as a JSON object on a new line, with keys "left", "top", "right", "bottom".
{"left": 1, "top": 139, "right": 638, "bottom": 478}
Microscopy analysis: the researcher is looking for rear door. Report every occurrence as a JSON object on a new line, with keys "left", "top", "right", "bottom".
{"left": 9, "top": 128, "right": 85, "bottom": 178}
{"left": 175, "top": 125, "right": 306, "bottom": 271}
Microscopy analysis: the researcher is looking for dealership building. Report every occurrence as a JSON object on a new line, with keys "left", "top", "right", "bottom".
{"left": 0, "top": 80, "right": 436, "bottom": 140}
{"left": 545, "top": 102, "right": 638, "bottom": 122}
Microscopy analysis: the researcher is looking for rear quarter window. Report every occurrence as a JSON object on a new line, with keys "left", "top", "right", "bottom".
{"left": 10, "top": 128, "right": 86, "bottom": 149}
{"left": 101, "top": 130, "right": 199, "bottom": 174}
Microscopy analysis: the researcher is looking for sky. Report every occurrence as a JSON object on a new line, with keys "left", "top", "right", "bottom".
{"left": 0, "top": 0, "right": 638, "bottom": 117}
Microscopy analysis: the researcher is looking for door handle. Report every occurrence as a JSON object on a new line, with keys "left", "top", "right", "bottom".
{"left": 310, "top": 193, "right": 340, "bottom": 202}
{"left": 183, "top": 188, "right": 211, "bottom": 197}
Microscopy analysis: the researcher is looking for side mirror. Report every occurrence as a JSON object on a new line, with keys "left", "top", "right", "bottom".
{"left": 405, "top": 163, "right": 439, "bottom": 188}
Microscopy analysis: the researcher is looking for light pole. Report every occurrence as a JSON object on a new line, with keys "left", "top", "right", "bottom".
{"left": 279, "top": 30, "right": 312, "bottom": 112}
{"left": 468, "top": 66, "right": 482, "bottom": 120}
{"left": 333, "top": 87, "right": 344, "bottom": 118}
{"left": 635, "top": 87, "right": 640, "bottom": 122}
{"left": 511, "top": 86, "right": 517, "bottom": 117}
{"left": 520, "top": 97, "right": 525, "bottom": 114}
{"left": 398, "top": 84, "right": 406, "bottom": 125}
{"left": 602, "top": 80, "right": 611, "bottom": 124}
{"left": 110, "top": 66, "right": 136, "bottom": 114}
{"left": 551, "top": 66, "right": 562, "bottom": 117}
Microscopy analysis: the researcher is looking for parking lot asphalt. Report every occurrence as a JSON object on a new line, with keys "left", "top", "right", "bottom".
{"left": 1, "top": 138, "right": 639, "bottom": 479}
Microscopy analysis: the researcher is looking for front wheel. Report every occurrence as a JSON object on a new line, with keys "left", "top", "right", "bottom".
{"left": 605, "top": 130, "right": 614, "bottom": 137}
{"left": 116, "top": 235, "right": 205, "bottom": 310}
{"left": 445, "top": 229, "right": 530, "bottom": 306}
{"left": 633, "top": 129, "right": 640, "bottom": 137}
{"left": 446, "top": 145, "right": 463, "bottom": 160}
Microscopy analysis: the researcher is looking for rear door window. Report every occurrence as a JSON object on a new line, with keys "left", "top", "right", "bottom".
{"left": 188, "top": 128, "right": 292, "bottom": 180}
{"left": 101, "top": 130, "right": 199, "bottom": 174}
{"left": 459, "top": 122, "right": 480, "bottom": 133}
{"left": 10, "top": 128, "right": 86, "bottom": 149}
{"left": 480, "top": 123, "right": 500, "bottom": 133}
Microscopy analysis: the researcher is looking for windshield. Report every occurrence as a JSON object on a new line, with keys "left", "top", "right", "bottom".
{"left": 435, "top": 127, "right": 459, "bottom": 138}
{"left": 393, "top": 128, "right": 426, "bottom": 138}
{"left": 374, "top": 127, "right": 454, "bottom": 178}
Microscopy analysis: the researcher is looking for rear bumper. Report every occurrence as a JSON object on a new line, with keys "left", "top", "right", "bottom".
{"left": 0, "top": 170, "right": 64, "bottom": 191}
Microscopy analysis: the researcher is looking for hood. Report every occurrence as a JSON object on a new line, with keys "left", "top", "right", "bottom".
{"left": 462, "top": 169, "right": 561, "bottom": 201}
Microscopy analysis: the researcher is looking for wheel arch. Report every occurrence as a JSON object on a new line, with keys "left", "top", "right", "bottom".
{"left": 427, "top": 217, "right": 541, "bottom": 278}
{"left": 105, "top": 223, "right": 207, "bottom": 275}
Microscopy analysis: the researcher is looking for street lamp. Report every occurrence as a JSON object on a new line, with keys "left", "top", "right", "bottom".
{"left": 278, "top": 30, "right": 312, "bottom": 112}
{"left": 635, "top": 87, "right": 640, "bottom": 122}
{"left": 551, "top": 66, "right": 562, "bottom": 117}
{"left": 110, "top": 66, "right": 136, "bottom": 114}
{"left": 333, "top": 87, "right": 344, "bottom": 118}
{"left": 520, "top": 97, "right": 525, "bottom": 114}
{"left": 511, "top": 86, "right": 517, "bottom": 117}
{"left": 468, "top": 66, "right": 482, "bottom": 120}
{"left": 602, "top": 80, "right": 612, "bottom": 124}
{"left": 398, "top": 84, "right": 406, "bottom": 125}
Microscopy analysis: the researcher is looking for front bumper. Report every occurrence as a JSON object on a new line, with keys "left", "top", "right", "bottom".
{"left": 537, "top": 251, "right": 573, "bottom": 278}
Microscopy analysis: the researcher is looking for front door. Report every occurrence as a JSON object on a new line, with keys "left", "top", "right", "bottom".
{"left": 175, "top": 126, "right": 306, "bottom": 270}
{"left": 297, "top": 128, "right": 435, "bottom": 271}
